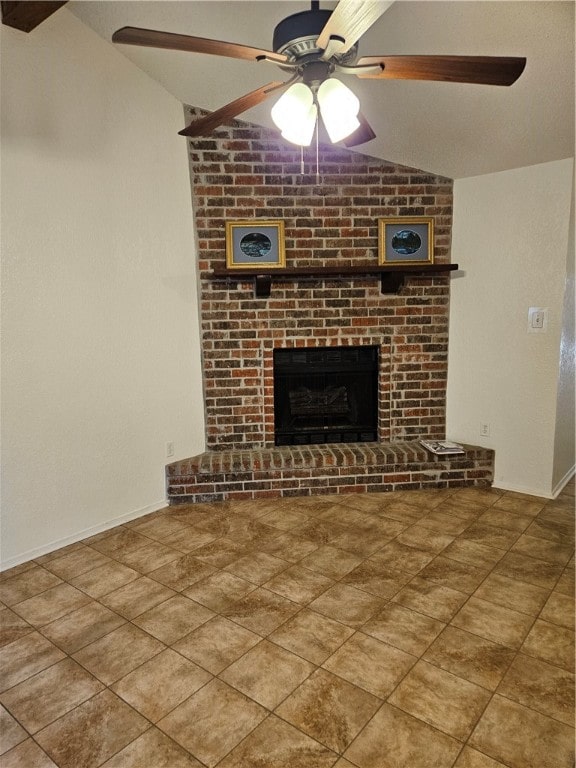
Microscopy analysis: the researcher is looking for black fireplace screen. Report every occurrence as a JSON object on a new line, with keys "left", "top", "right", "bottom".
{"left": 273, "top": 346, "right": 379, "bottom": 446}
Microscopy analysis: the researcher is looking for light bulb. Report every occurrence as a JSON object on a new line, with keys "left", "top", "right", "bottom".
{"left": 317, "top": 78, "right": 361, "bottom": 143}
{"left": 271, "top": 83, "right": 317, "bottom": 145}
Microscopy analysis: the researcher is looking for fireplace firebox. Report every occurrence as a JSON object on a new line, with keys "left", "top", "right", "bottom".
{"left": 273, "top": 346, "right": 379, "bottom": 446}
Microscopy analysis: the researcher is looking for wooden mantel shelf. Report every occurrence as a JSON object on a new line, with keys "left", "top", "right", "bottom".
{"left": 210, "top": 263, "right": 459, "bottom": 297}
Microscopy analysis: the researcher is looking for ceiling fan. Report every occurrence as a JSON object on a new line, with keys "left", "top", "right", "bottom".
{"left": 112, "top": 0, "right": 526, "bottom": 148}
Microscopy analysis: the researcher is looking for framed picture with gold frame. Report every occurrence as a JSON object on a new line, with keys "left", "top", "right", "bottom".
{"left": 225, "top": 220, "right": 286, "bottom": 269}
{"left": 378, "top": 217, "right": 434, "bottom": 265}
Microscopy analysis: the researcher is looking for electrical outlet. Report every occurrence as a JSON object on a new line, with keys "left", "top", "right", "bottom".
{"left": 166, "top": 441, "right": 175, "bottom": 458}
{"left": 480, "top": 423, "right": 490, "bottom": 437}
{"left": 527, "top": 307, "right": 548, "bottom": 333}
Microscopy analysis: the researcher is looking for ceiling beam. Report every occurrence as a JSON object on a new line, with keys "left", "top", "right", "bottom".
{"left": 1, "top": 1, "right": 67, "bottom": 32}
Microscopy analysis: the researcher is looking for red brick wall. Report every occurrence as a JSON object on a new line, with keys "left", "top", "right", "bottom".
{"left": 186, "top": 108, "right": 454, "bottom": 450}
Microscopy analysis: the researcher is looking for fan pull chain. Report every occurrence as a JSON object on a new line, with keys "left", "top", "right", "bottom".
{"left": 300, "top": 145, "right": 305, "bottom": 175}
{"left": 315, "top": 120, "right": 320, "bottom": 182}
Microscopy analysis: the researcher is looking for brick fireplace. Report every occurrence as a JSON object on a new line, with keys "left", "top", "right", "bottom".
{"left": 165, "top": 108, "right": 494, "bottom": 502}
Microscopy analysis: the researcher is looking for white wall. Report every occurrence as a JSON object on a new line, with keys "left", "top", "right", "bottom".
{"left": 1, "top": 10, "right": 206, "bottom": 567}
{"left": 447, "top": 159, "right": 575, "bottom": 497}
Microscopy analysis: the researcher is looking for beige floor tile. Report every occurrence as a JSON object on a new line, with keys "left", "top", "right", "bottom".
{"left": 391, "top": 576, "right": 468, "bottom": 622}
{"left": 132, "top": 594, "right": 214, "bottom": 643}
{"left": 35, "top": 689, "right": 148, "bottom": 768}
{"left": 0, "top": 608, "right": 34, "bottom": 648}
{"left": 299, "top": 544, "right": 363, "bottom": 579}
{"left": 476, "top": 508, "right": 534, "bottom": 532}
{"left": 0, "top": 705, "right": 27, "bottom": 755}
{"left": 369, "top": 540, "right": 436, "bottom": 574}
{"left": 454, "top": 747, "right": 508, "bottom": 767}
{"left": 224, "top": 552, "right": 290, "bottom": 585}
{"left": 68, "top": 561, "right": 139, "bottom": 598}
{"left": 263, "top": 564, "right": 334, "bottom": 604}
{"left": 100, "top": 727, "right": 205, "bottom": 767}
{"left": 183, "top": 571, "right": 257, "bottom": 611}
{"left": 220, "top": 639, "right": 314, "bottom": 709}
{"left": 423, "top": 625, "right": 515, "bottom": 690}
{"left": 493, "top": 551, "right": 564, "bottom": 589}
{"left": 11, "top": 583, "right": 91, "bottom": 627}
{"left": 344, "top": 702, "right": 462, "bottom": 768}
{"left": 418, "top": 511, "right": 472, "bottom": 536}
{"left": 377, "top": 501, "right": 428, "bottom": 524}
{"left": 42, "top": 546, "right": 111, "bottom": 580}
{"left": 269, "top": 608, "right": 354, "bottom": 664}
{"left": 521, "top": 619, "right": 575, "bottom": 672}
{"left": 0, "top": 632, "right": 65, "bottom": 692}
{"left": 148, "top": 553, "right": 217, "bottom": 591}
{"left": 0, "top": 658, "right": 103, "bottom": 733}
{"left": 111, "top": 540, "right": 184, "bottom": 571}
{"left": 39, "top": 601, "right": 126, "bottom": 653}
{"left": 0, "top": 738, "right": 58, "bottom": 767}
{"left": 395, "top": 525, "right": 454, "bottom": 554}
{"left": 309, "top": 584, "right": 385, "bottom": 629}
{"left": 459, "top": 523, "right": 521, "bottom": 551}
{"left": 112, "top": 648, "right": 212, "bottom": 721}
{"left": 178, "top": 539, "right": 246, "bottom": 568}
{"left": 329, "top": 526, "right": 395, "bottom": 557}
{"left": 162, "top": 526, "right": 219, "bottom": 553}
{"left": 497, "top": 652, "right": 574, "bottom": 725}
{"left": 258, "top": 508, "right": 311, "bottom": 530}
{"left": 472, "top": 572, "right": 549, "bottom": 616}
{"left": 441, "top": 538, "right": 505, "bottom": 569}
{"left": 86, "top": 527, "right": 151, "bottom": 557}
{"left": 469, "top": 694, "right": 575, "bottom": 768}
{"left": 257, "top": 531, "right": 320, "bottom": 562}
{"left": 418, "top": 555, "right": 489, "bottom": 593}
{"left": 99, "top": 576, "right": 176, "bottom": 619}
{"left": 342, "top": 560, "right": 411, "bottom": 599}
{"left": 130, "top": 515, "right": 193, "bottom": 541}
{"left": 363, "top": 602, "right": 445, "bottom": 655}
{"left": 555, "top": 567, "right": 575, "bottom": 596}
{"left": 276, "top": 668, "right": 381, "bottom": 752}
{"left": 173, "top": 615, "right": 262, "bottom": 674}
{"left": 158, "top": 678, "right": 267, "bottom": 767}
{"left": 540, "top": 591, "right": 575, "bottom": 629}
{"left": 451, "top": 596, "right": 535, "bottom": 649}
{"left": 510, "top": 533, "right": 574, "bottom": 565}
{"left": 525, "top": 517, "right": 574, "bottom": 545}
{"left": 72, "top": 623, "right": 164, "bottom": 685}
{"left": 388, "top": 659, "right": 491, "bottom": 740}
{"left": 322, "top": 632, "right": 416, "bottom": 698}
{"left": 0, "top": 566, "right": 62, "bottom": 606}
{"left": 222, "top": 587, "right": 300, "bottom": 635}
{"left": 493, "top": 495, "right": 546, "bottom": 516}
{"left": 218, "top": 713, "right": 337, "bottom": 768}
{"left": 292, "top": 519, "right": 350, "bottom": 546}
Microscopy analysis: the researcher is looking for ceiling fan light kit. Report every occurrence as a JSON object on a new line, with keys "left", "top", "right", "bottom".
{"left": 111, "top": 0, "right": 526, "bottom": 147}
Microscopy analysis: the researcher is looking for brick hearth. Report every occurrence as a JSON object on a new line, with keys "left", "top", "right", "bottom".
{"left": 167, "top": 442, "right": 494, "bottom": 504}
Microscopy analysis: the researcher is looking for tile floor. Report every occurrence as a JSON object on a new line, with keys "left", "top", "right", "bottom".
{"left": 0, "top": 481, "right": 574, "bottom": 768}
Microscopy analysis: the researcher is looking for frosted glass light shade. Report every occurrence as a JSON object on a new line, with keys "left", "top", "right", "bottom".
{"left": 317, "top": 78, "right": 360, "bottom": 143}
{"left": 271, "top": 83, "right": 317, "bottom": 146}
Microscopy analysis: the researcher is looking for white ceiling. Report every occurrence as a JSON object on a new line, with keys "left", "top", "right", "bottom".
{"left": 69, "top": 1, "right": 574, "bottom": 179}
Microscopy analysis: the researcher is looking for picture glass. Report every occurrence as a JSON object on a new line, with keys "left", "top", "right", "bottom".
{"left": 232, "top": 226, "right": 279, "bottom": 264}
{"left": 385, "top": 223, "right": 429, "bottom": 262}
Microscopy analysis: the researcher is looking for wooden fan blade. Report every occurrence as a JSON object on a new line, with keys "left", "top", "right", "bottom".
{"left": 112, "top": 27, "right": 288, "bottom": 64}
{"left": 354, "top": 55, "right": 526, "bottom": 85}
{"left": 316, "top": 0, "right": 393, "bottom": 55}
{"left": 179, "top": 82, "right": 286, "bottom": 137}
{"left": 341, "top": 111, "right": 376, "bottom": 147}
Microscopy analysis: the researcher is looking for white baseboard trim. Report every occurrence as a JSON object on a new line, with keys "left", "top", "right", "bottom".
{"left": 551, "top": 465, "right": 576, "bottom": 499}
{"left": 0, "top": 499, "right": 168, "bottom": 572}
{"left": 492, "top": 482, "right": 555, "bottom": 500}
{"left": 493, "top": 466, "right": 575, "bottom": 500}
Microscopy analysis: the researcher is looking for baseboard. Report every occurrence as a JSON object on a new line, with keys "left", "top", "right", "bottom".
{"left": 551, "top": 465, "right": 576, "bottom": 498}
{"left": 493, "top": 466, "right": 575, "bottom": 500}
{"left": 0, "top": 499, "right": 168, "bottom": 572}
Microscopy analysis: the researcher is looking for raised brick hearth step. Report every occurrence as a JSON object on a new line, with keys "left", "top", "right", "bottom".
{"left": 166, "top": 441, "right": 494, "bottom": 504}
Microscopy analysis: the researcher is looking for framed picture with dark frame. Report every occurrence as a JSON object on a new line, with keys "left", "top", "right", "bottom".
{"left": 225, "top": 220, "right": 286, "bottom": 269}
{"left": 378, "top": 217, "right": 434, "bottom": 265}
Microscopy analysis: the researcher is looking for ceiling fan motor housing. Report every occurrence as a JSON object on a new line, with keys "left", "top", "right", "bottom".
{"left": 272, "top": 9, "right": 358, "bottom": 65}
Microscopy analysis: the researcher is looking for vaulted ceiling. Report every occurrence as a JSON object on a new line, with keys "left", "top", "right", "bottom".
{"left": 65, "top": 2, "right": 575, "bottom": 178}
